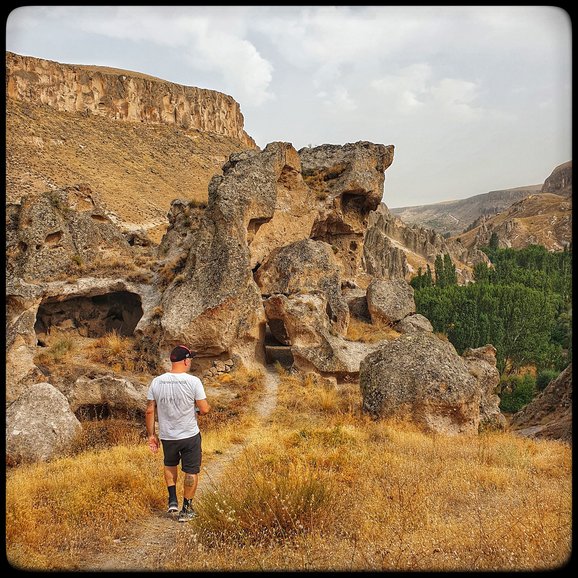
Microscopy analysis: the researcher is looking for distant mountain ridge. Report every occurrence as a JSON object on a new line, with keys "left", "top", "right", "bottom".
{"left": 448, "top": 162, "right": 572, "bottom": 252}
{"left": 391, "top": 185, "right": 542, "bottom": 237}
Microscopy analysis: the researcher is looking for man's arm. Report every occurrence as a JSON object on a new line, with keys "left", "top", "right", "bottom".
{"left": 196, "top": 398, "right": 211, "bottom": 415}
{"left": 146, "top": 400, "right": 159, "bottom": 451}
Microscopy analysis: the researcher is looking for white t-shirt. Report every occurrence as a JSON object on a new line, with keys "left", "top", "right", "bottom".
{"left": 147, "top": 372, "right": 206, "bottom": 440}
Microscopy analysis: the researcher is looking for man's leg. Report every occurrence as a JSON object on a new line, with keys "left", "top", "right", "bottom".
{"left": 183, "top": 472, "right": 198, "bottom": 500}
{"left": 164, "top": 465, "right": 178, "bottom": 487}
{"left": 164, "top": 466, "right": 179, "bottom": 511}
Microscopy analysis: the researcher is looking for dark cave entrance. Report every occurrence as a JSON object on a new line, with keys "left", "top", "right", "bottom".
{"left": 264, "top": 321, "right": 294, "bottom": 367}
{"left": 35, "top": 291, "right": 143, "bottom": 341}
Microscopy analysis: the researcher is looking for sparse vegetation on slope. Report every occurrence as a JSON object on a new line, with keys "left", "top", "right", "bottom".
{"left": 6, "top": 99, "right": 249, "bottom": 242}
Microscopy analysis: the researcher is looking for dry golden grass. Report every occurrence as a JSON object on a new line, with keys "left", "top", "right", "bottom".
{"left": 6, "top": 445, "right": 166, "bottom": 571}
{"left": 5, "top": 366, "right": 571, "bottom": 572}
{"left": 201, "top": 366, "right": 265, "bottom": 435}
{"left": 163, "top": 373, "right": 571, "bottom": 571}
{"left": 89, "top": 331, "right": 150, "bottom": 374}
{"left": 34, "top": 336, "right": 76, "bottom": 366}
{"left": 346, "top": 317, "right": 400, "bottom": 343}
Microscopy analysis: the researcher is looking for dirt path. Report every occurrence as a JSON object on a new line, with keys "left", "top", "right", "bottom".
{"left": 77, "top": 366, "right": 280, "bottom": 571}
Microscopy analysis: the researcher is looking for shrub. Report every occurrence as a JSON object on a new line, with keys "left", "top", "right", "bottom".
{"left": 499, "top": 374, "right": 536, "bottom": 413}
{"left": 194, "top": 448, "right": 340, "bottom": 547}
{"left": 536, "top": 369, "right": 559, "bottom": 392}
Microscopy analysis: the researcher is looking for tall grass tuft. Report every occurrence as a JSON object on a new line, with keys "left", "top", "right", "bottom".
{"left": 35, "top": 337, "right": 75, "bottom": 366}
{"left": 90, "top": 331, "right": 148, "bottom": 373}
{"left": 194, "top": 447, "right": 340, "bottom": 547}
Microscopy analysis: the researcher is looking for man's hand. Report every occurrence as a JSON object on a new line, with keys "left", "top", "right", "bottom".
{"left": 148, "top": 434, "right": 159, "bottom": 453}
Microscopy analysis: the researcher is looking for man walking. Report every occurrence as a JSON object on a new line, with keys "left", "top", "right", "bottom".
{"left": 146, "top": 345, "right": 210, "bottom": 522}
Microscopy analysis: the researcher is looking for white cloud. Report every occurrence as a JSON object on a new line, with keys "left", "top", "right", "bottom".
{"left": 318, "top": 86, "right": 357, "bottom": 112}
{"left": 11, "top": 6, "right": 275, "bottom": 106}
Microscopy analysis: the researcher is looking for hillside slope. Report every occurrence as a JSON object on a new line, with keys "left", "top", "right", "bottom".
{"left": 449, "top": 192, "right": 572, "bottom": 251}
{"left": 6, "top": 51, "right": 257, "bottom": 242}
{"left": 391, "top": 186, "right": 541, "bottom": 236}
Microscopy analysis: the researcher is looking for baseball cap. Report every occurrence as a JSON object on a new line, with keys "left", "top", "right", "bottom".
{"left": 170, "top": 345, "right": 195, "bottom": 362}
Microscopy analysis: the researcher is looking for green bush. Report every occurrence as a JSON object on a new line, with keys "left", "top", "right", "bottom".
{"left": 499, "top": 374, "right": 536, "bottom": 413}
{"left": 536, "top": 369, "right": 559, "bottom": 392}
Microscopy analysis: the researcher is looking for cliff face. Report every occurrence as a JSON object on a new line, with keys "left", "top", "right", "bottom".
{"left": 363, "top": 203, "right": 489, "bottom": 283}
{"left": 6, "top": 51, "right": 255, "bottom": 148}
{"left": 542, "top": 161, "right": 572, "bottom": 197}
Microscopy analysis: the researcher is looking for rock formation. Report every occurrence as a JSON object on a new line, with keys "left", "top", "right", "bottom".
{"left": 542, "top": 161, "right": 572, "bottom": 197}
{"left": 6, "top": 382, "right": 82, "bottom": 463}
{"left": 366, "top": 278, "right": 415, "bottom": 326}
{"left": 462, "top": 345, "right": 506, "bottom": 431}
{"left": 359, "top": 332, "right": 481, "bottom": 435}
{"left": 363, "top": 203, "right": 490, "bottom": 283}
{"left": 6, "top": 51, "right": 255, "bottom": 147}
{"left": 509, "top": 364, "right": 572, "bottom": 444}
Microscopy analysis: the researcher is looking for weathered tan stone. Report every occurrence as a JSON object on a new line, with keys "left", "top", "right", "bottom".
{"left": 360, "top": 332, "right": 481, "bottom": 435}
{"left": 366, "top": 277, "right": 415, "bottom": 326}
{"left": 462, "top": 345, "right": 506, "bottom": 431}
{"left": 6, "top": 51, "right": 255, "bottom": 147}
{"left": 6, "top": 382, "right": 82, "bottom": 464}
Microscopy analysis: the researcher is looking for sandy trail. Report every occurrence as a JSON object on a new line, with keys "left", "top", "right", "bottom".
{"left": 77, "top": 366, "right": 280, "bottom": 571}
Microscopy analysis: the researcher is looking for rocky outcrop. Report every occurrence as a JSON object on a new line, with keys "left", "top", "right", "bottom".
{"left": 359, "top": 332, "right": 481, "bottom": 435}
{"left": 542, "top": 161, "right": 572, "bottom": 197}
{"left": 301, "top": 142, "right": 394, "bottom": 278}
{"left": 263, "top": 292, "right": 378, "bottom": 376}
{"left": 510, "top": 364, "right": 572, "bottom": 444}
{"left": 364, "top": 203, "right": 489, "bottom": 283}
{"left": 6, "top": 382, "right": 82, "bottom": 464}
{"left": 6, "top": 51, "right": 255, "bottom": 148}
{"left": 453, "top": 193, "right": 572, "bottom": 252}
{"left": 6, "top": 272, "right": 157, "bottom": 401}
{"left": 64, "top": 374, "right": 149, "bottom": 417}
{"left": 366, "top": 278, "right": 415, "bottom": 326}
{"left": 451, "top": 161, "right": 572, "bottom": 252}
{"left": 6, "top": 184, "right": 134, "bottom": 283}
{"left": 394, "top": 313, "right": 433, "bottom": 334}
{"left": 462, "top": 345, "right": 506, "bottom": 431}
{"left": 256, "top": 239, "right": 349, "bottom": 336}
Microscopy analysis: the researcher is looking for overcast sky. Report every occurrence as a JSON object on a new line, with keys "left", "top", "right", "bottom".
{"left": 6, "top": 5, "right": 571, "bottom": 208}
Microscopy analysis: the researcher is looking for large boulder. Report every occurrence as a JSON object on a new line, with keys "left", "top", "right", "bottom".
{"left": 360, "top": 332, "right": 481, "bottom": 435}
{"left": 255, "top": 238, "right": 349, "bottom": 336}
{"left": 263, "top": 292, "right": 378, "bottom": 376}
{"left": 366, "top": 277, "right": 415, "bottom": 326}
{"left": 64, "top": 374, "right": 149, "bottom": 417}
{"left": 6, "top": 382, "right": 82, "bottom": 464}
{"left": 394, "top": 313, "right": 433, "bottom": 334}
{"left": 462, "top": 345, "right": 506, "bottom": 431}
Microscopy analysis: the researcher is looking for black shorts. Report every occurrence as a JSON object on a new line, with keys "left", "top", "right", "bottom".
{"left": 161, "top": 433, "right": 202, "bottom": 474}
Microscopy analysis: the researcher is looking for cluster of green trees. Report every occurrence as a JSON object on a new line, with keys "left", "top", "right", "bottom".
{"left": 410, "top": 243, "right": 572, "bottom": 378}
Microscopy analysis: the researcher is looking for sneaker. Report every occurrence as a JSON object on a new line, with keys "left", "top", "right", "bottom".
{"left": 167, "top": 500, "right": 179, "bottom": 513}
{"left": 178, "top": 505, "right": 198, "bottom": 522}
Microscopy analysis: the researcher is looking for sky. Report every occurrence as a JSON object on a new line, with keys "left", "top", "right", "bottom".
{"left": 5, "top": 5, "right": 572, "bottom": 208}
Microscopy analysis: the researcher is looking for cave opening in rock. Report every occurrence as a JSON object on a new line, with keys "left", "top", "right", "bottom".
{"left": 264, "top": 321, "right": 294, "bottom": 367}
{"left": 35, "top": 291, "right": 143, "bottom": 340}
